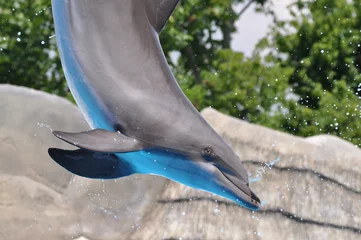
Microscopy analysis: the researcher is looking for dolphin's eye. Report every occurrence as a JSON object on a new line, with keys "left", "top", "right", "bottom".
{"left": 203, "top": 147, "right": 213, "bottom": 155}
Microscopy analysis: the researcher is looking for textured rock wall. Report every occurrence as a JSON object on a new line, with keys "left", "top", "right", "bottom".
{"left": 128, "top": 109, "right": 361, "bottom": 240}
{"left": 0, "top": 85, "right": 167, "bottom": 240}
{"left": 0, "top": 84, "right": 360, "bottom": 239}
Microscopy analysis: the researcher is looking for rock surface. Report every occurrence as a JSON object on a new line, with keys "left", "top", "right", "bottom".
{"left": 0, "top": 85, "right": 167, "bottom": 240}
{"left": 0, "top": 84, "right": 360, "bottom": 239}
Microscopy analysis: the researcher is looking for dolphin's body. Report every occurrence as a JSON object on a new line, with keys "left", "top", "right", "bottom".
{"left": 49, "top": 0, "right": 261, "bottom": 210}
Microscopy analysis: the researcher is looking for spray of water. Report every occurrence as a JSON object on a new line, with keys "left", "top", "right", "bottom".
{"left": 248, "top": 157, "right": 281, "bottom": 183}
{"left": 37, "top": 122, "right": 53, "bottom": 132}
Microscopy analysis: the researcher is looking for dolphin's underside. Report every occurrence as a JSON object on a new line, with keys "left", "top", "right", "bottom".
{"left": 49, "top": 0, "right": 261, "bottom": 210}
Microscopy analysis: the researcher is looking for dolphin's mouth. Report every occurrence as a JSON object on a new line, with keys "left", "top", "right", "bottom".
{"left": 250, "top": 190, "right": 261, "bottom": 206}
{"left": 241, "top": 189, "right": 261, "bottom": 210}
{"left": 240, "top": 187, "right": 260, "bottom": 209}
{"left": 220, "top": 171, "right": 261, "bottom": 209}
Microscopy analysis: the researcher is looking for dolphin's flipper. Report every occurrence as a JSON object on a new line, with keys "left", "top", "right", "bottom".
{"left": 48, "top": 148, "right": 134, "bottom": 179}
{"left": 145, "top": 0, "right": 180, "bottom": 33}
{"left": 52, "top": 129, "right": 144, "bottom": 153}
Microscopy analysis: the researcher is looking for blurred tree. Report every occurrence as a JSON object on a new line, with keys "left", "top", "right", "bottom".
{"left": 182, "top": 49, "right": 291, "bottom": 126}
{"left": 279, "top": 81, "right": 361, "bottom": 144}
{"left": 161, "top": 0, "right": 270, "bottom": 84}
{"left": 161, "top": 0, "right": 286, "bottom": 124}
{"left": 0, "top": 0, "right": 70, "bottom": 97}
{"left": 263, "top": 0, "right": 361, "bottom": 145}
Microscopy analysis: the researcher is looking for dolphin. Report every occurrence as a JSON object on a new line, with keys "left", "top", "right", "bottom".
{"left": 48, "top": 0, "right": 261, "bottom": 210}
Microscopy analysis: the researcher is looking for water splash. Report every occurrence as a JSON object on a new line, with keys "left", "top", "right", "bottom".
{"left": 248, "top": 157, "right": 281, "bottom": 182}
{"left": 102, "top": 180, "right": 106, "bottom": 193}
{"left": 37, "top": 122, "right": 53, "bottom": 132}
{"left": 261, "top": 200, "right": 268, "bottom": 207}
{"left": 265, "top": 157, "right": 281, "bottom": 169}
{"left": 249, "top": 176, "right": 261, "bottom": 183}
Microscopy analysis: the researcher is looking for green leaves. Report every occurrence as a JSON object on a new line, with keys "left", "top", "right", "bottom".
{"left": 0, "top": 0, "right": 72, "bottom": 99}
{"left": 265, "top": 0, "right": 361, "bottom": 146}
{"left": 181, "top": 49, "right": 290, "bottom": 126}
{"left": 279, "top": 81, "right": 361, "bottom": 144}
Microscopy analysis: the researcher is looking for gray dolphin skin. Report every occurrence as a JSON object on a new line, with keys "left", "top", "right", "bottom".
{"left": 48, "top": 0, "right": 261, "bottom": 210}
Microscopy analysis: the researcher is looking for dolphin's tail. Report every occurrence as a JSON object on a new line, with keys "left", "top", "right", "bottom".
{"left": 48, "top": 148, "right": 134, "bottom": 179}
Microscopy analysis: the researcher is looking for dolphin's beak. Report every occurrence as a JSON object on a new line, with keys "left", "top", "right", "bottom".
{"left": 249, "top": 189, "right": 261, "bottom": 209}
{"left": 235, "top": 182, "right": 261, "bottom": 210}
{"left": 217, "top": 170, "right": 261, "bottom": 210}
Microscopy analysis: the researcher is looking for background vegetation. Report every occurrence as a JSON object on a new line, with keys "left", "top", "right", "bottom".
{"left": 1, "top": 0, "right": 361, "bottom": 146}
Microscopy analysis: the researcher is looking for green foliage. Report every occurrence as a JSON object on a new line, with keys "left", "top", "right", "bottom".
{"left": 160, "top": 0, "right": 286, "bottom": 127}
{"left": 265, "top": 0, "right": 361, "bottom": 145}
{"left": 0, "top": 0, "right": 70, "bottom": 98}
{"left": 182, "top": 49, "right": 291, "bottom": 125}
{"left": 161, "top": 0, "right": 269, "bottom": 84}
{"left": 279, "top": 81, "right": 361, "bottom": 143}
{"left": 273, "top": 0, "right": 361, "bottom": 108}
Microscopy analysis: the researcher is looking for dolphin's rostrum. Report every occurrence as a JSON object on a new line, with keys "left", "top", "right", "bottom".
{"left": 48, "top": 0, "right": 261, "bottom": 210}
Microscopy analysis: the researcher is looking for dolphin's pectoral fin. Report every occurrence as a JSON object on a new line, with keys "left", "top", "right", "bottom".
{"left": 48, "top": 148, "right": 133, "bottom": 179}
{"left": 52, "top": 129, "right": 144, "bottom": 153}
{"left": 145, "top": 0, "right": 180, "bottom": 33}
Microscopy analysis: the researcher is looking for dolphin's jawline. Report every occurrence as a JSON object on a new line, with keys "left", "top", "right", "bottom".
{"left": 221, "top": 171, "right": 261, "bottom": 205}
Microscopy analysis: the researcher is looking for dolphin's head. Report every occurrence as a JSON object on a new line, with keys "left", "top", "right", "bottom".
{"left": 178, "top": 127, "right": 261, "bottom": 210}
{"left": 202, "top": 144, "right": 260, "bottom": 210}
